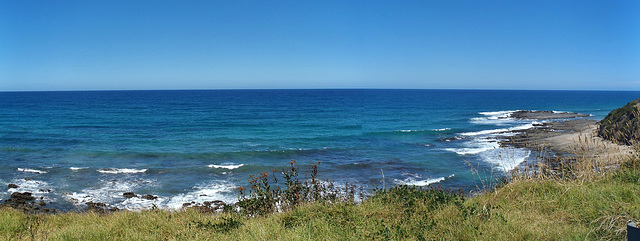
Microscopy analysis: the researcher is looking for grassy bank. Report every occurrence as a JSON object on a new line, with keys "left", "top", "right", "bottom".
{"left": 2, "top": 148, "right": 639, "bottom": 240}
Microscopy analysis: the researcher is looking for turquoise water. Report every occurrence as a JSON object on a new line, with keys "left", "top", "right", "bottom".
{"left": 1, "top": 89, "right": 638, "bottom": 210}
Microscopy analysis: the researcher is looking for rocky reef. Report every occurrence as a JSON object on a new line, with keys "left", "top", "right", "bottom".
{"left": 598, "top": 98, "right": 640, "bottom": 145}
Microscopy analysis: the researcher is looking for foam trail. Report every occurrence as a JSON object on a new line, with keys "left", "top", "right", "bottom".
{"left": 394, "top": 174, "right": 454, "bottom": 186}
{"left": 208, "top": 164, "right": 244, "bottom": 169}
{"left": 470, "top": 110, "right": 518, "bottom": 125}
{"left": 444, "top": 140, "right": 499, "bottom": 155}
{"left": 433, "top": 128, "right": 451, "bottom": 131}
{"left": 164, "top": 181, "right": 237, "bottom": 210}
{"left": 98, "top": 168, "right": 147, "bottom": 174}
{"left": 17, "top": 168, "right": 48, "bottom": 174}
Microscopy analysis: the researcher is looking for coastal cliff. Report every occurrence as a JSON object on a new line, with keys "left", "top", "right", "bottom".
{"left": 599, "top": 98, "right": 640, "bottom": 145}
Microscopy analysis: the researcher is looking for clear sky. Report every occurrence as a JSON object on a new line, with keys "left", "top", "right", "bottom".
{"left": 1, "top": 0, "right": 639, "bottom": 91}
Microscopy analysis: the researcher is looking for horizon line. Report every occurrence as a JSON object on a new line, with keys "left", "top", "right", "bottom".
{"left": 2, "top": 87, "right": 640, "bottom": 93}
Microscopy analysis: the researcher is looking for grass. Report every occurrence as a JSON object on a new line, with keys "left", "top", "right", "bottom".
{"left": 1, "top": 145, "right": 638, "bottom": 240}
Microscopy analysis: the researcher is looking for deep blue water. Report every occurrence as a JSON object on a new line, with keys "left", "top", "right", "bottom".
{"left": 1, "top": 89, "right": 638, "bottom": 210}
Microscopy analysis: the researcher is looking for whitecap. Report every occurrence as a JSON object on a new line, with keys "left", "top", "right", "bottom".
{"left": 461, "top": 123, "right": 537, "bottom": 137}
{"left": 394, "top": 174, "right": 454, "bottom": 187}
{"left": 478, "top": 110, "right": 518, "bottom": 117}
{"left": 444, "top": 140, "right": 499, "bottom": 155}
{"left": 479, "top": 148, "right": 531, "bottom": 172}
{"left": 207, "top": 164, "right": 244, "bottom": 169}
{"left": 432, "top": 128, "right": 451, "bottom": 131}
{"left": 461, "top": 128, "right": 510, "bottom": 136}
{"left": 64, "top": 178, "right": 156, "bottom": 205}
{"left": 164, "top": 181, "right": 237, "bottom": 210}
{"left": 97, "top": 168, "right": 147, "bottom": 174}
{"left": 5, "top": 179, "right": 55, "bottom": 202}
{"left": 470, "top": 110, "right": 519, "bottom": 125}
{"left": 17, "top": 168, "right": 48, "bottom": 174}
{"left": 70, "top": 167, "right": 88, "bottom": 171}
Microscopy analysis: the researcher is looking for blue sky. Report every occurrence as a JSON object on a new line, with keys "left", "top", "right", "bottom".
{"left": 1, "top": 0, "right": 639, "bottom": 91}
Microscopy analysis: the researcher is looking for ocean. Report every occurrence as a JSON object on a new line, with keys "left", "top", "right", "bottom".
{"left": 1, "top": 89, "right": 638, "bottom": 211}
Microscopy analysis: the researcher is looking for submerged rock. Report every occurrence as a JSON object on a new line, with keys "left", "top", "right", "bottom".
{"left": 7, "top": 184, "right": 18, "bottom": 189}
{"left": 599, "top": 98, "right": 640, "bottom": 145}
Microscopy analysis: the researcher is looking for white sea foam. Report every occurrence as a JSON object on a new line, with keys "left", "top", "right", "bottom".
{"left": 17, "top": 168, "right": 48, "bottom": 174}
{"left": 479, "top": 148, "right": 532, "bottom": 172}
{"left": 70, "top": 167, "right": 88, "bottom": 171}
{"left": 461, "top": 123, "right": 537, "bottom": 137}
{"left": 164, "top": 181, "right": 237, "bottom": 210}
{"left": 470, "top": 110, "right": 519, "bottom": 125}
{"left": 5, "top": 178, "right": 56, "bottom": 202}
{"left": 65, "top": 178, "right": 156, "bottom": 207}
{"left": 394, "top": 174, "right": 454, "bottom": 186}
{"left": 444, "top": 140, "right": 499, "bottom": 155}
{"left": 433, "top": 128, "right": 451, "bottom": 131}
{"left": 97, "top": 168, "right": 147, "bottom": 174}
{"left": 461, "top": 128, "right": 510, "bottom": 136}
{"left": 478, "top": 110, "right": 518, "bottom": 117}
{"left": 64, "top": 178, "right": 237, "bottom": 211}
{"left": 208, "top": 164, "right": 244, "bottom": 169}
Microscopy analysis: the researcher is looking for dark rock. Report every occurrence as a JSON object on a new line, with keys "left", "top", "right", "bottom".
{"left": 599, "top": 98, "right": 640, "bottom": 145}
{"left": 140, "top": 194, "right": 157, "bottom": 200}
{"left": 189, "top": 200, "right": 227, "bottom": 213}
{"left": 10, "top": 192, "right": 35, "bottom": 202}
{"left": 38, "top": 201, "right": 46, "bottom": 206}
{"left": 509, "top": 110, "right": 589, "bottom": 120}
{"left": 86, "top": 201, "right": 119, "bottom": 213}
{"left": 8, "top": 184, "right": 18, "bottom": 189}
{"left": 123, "top": 192, "right": 137, "bottom": 198}
{"left": 2, "top": 192, "right": 55, "bottom": 213}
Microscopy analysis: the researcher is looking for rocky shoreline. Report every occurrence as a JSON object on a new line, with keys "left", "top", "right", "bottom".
{"left": 0, "top": 110, "right": 622, "bottom": 214}
{"left": 0, "top": 186, "right": 227, "bottom": 214}
{"left": 497, "top": 111, "right": 631, "bottom": 172}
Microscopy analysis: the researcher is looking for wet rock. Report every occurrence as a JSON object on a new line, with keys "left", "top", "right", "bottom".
{"left": 86, "top": 201, "right": 119, "bottom": 213}
{"left": 10, "top": 192, "right": 35, "bottom": 202}
{"left": 183, "top": 201, "right": 196, "bottom": 207}
{"left": 509, "top": 110, "right": 589, "bottom": 120}
{"left": 8, "top": 184, "right": 18, "bottom": 189}
{"left": 140, "top": 194, "right": 158, "bottom": 200}
{"left": 2, "top": 192, "right": 54, "bottom": 213}
{"left": 123, "top": 192, "right": 137, "bottom": 198}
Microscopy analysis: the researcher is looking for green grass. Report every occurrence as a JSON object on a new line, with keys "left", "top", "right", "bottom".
{"left": 2, "top": 156, "right": 639, "bottom": 240}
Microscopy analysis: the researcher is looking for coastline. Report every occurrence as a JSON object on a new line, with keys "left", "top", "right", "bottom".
{"left": 498, "top": 113, "right": 633, "bottom": 172}
{"left": 1, "top": 110, "right": 633, "bottom": 214}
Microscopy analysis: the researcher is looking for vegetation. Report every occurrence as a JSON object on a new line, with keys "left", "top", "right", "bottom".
{"left": 1, "top": 142, "right": 638, "bottom": 240}
{"left": 599, "top": 98, "right": 640, "bottom": 145}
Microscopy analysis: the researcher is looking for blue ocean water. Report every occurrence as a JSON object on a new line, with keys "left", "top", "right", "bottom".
{"left": 1, "top": 89, "right": 638, "bottom": 210}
